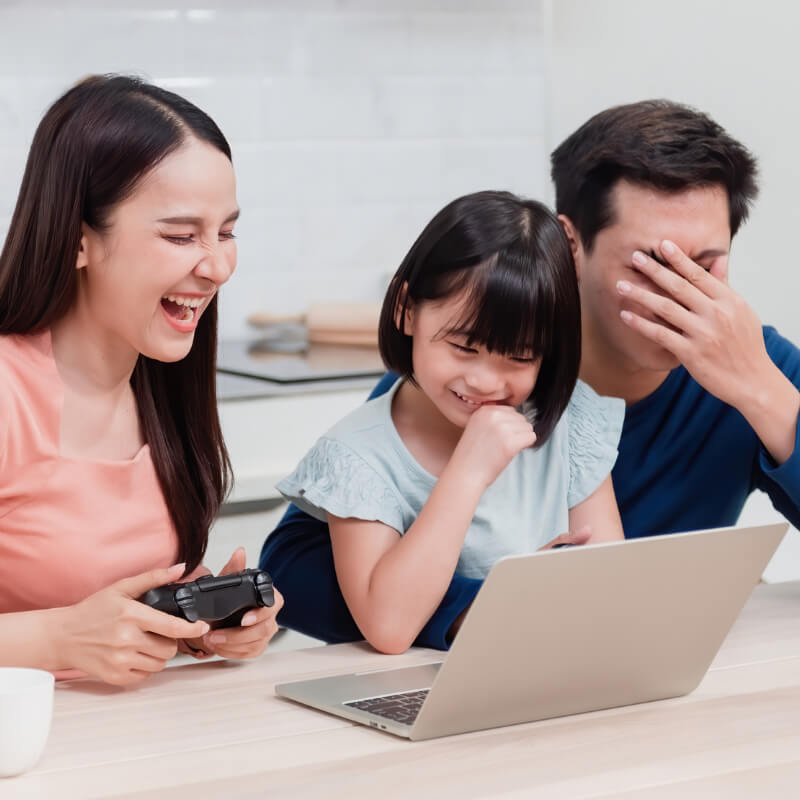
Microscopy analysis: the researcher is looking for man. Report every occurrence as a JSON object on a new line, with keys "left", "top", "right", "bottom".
{"left": 260, "top": 100, "right": 800, "bottom": 648}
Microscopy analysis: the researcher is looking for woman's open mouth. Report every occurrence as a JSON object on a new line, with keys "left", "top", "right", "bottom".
{"left": 160, "top": 294, "right": 207, "bottom": 331}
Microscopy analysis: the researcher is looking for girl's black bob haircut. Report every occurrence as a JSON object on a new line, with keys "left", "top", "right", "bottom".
{"left": 378, "top": 190, "right": 581, "bottom": 446}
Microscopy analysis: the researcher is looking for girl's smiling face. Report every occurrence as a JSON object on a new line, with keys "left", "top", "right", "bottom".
{"left": 403, "top": 287, "right": 542, "bottom": 430}
{"left": 75, "top": 136, "right": 239, "bottom": 364}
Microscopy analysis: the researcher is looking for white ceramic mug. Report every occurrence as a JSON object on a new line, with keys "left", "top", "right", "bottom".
{"left": 0, "top": 668, "right": 55, "bottom": 778}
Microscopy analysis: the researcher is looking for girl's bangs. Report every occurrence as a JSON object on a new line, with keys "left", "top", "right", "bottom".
{"left": 435, "top": 254, "right": 556, "bottom": 359}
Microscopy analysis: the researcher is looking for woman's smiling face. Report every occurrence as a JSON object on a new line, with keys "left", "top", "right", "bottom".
{"left": 76, "top": 136, "right": 239, "bottom": 363}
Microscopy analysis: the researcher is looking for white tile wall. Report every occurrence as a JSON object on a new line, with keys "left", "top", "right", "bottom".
{"left": 0, "top": 0, "right": 549, "bottom": 338}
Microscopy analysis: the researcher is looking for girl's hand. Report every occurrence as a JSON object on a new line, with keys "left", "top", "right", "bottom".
{"left": 55, "top": 563, "right": 210, "bottom": 687}
{"left": 182, "top": 548, "right": 284, "bottom": 661}
{"left": 452, "top": 404, "right": 536, "bottom": 489}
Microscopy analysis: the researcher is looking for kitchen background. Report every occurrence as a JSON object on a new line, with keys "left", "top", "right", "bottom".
{"left": 1, "top": 1, "right": 798, "bottom": 598}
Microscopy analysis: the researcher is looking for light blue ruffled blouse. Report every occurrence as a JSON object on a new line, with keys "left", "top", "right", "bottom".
{"left": 277, "top": 379, "right": 624, "bottom": 580}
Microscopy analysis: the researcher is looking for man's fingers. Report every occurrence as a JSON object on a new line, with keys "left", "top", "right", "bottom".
{"left": 616, "top": 279, "right": 694, "bottom": 334}
{"left": 116, "top": 563, "right": 187, "bottom": 599}
{"left": 219, "top": 547, "right": 247, "bottom": 577}
{"left": 630, "top": 248, "right": 711, "bottom": 311}
{"left": 620, "top": 309, "right": 687, "bottom": 357}
{"left": 658, "top": 240, "right": 725, "bottom": 300}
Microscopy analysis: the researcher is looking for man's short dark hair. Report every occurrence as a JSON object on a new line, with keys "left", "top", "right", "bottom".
{"left": 378, "top": 190, "right": 581, "bottom": 445}
{"left": 550, "top": 99, "right": 759, "bottom": 252}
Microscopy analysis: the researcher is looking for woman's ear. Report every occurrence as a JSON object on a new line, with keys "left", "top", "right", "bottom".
{"left": 393, "top": 281, "right": 415, "bottom": 335}
{"left": 75, "top": 223, "right": 91, "bottom": 271}
{"left": 557, "top": 214, "right": 584, "bottom": 282}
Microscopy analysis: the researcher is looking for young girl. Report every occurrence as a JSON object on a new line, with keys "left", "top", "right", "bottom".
{"left": 278, "top": 191, "right": 624, "bottom": 654}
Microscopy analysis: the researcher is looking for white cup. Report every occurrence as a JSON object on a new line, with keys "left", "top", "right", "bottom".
{"left": 0, "top": 668, "right": 55, "bottom": 778}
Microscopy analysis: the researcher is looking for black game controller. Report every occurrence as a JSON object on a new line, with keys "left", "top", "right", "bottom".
{"left": 138, "top": 568, "right": 275, "bottom": 629}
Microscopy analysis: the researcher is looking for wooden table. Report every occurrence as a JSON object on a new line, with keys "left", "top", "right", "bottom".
{"left": 5, "top": 582, "right": 800, "bottom": 799}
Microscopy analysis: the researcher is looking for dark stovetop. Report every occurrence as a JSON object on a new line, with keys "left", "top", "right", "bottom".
{"left": 216, "top": 338, "right": 386, "bottom": 399}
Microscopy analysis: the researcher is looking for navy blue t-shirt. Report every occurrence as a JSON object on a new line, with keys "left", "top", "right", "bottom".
{"left": 261, "top": 326, "right": 800, "bottom": 647}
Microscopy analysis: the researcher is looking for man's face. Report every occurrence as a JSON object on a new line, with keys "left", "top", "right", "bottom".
{"left": 572, "top": 179, "right": 731, "bottom": 375}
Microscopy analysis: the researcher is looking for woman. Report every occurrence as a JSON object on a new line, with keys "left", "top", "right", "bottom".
{"left": 0, "top": 74, "right": 282, "bottom": 685}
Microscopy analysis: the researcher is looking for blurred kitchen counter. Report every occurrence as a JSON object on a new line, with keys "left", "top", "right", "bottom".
{"left": 216, "top": 339, "right": 386, "bottom": 505}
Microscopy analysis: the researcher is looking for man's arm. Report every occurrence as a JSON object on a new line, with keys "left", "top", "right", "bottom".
{"left": 750, "top": 328, "right": 800, "bottom": 527}
{"left": 619, "top": 242, "right": 800, "bottom": 523}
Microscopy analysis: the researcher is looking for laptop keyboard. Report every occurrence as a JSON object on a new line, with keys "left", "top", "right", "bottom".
{"left": 345, "top": 689, "right": 430, "bottom": 725}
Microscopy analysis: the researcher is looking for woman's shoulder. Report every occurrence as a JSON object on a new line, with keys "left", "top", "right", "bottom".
{"left": 0, "top": 330, "right": 55, "bottom": 401}
{"left": 0, "top": 329, "right": 53, "bottom": 377}
{"left": 0, "top": 330, "right": 59, "bottom": 448}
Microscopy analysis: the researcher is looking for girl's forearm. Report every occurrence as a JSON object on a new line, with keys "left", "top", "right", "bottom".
{"left": 362, "top": 464, "right": 485, "bottom": 652}
{"left": 0, "top": 607, "right": 68, "bottom": 670}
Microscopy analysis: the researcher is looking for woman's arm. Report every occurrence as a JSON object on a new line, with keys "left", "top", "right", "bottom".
{"left": 0, "top": 564, "right": 209, "bottom": 685}
{"left": 0, "top": 608, "right": 63, "bottom": 670}
{"left": 567, "top": 475, "right": 624, "bottom": 543}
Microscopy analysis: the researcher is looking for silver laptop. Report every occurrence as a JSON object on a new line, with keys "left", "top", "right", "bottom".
{"left": 275, "top": 523, "right": 788, "bottom": 741}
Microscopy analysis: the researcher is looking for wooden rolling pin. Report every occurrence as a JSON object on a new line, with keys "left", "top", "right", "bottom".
{"left": 248, "top": 302, "right": 381, "bottom": 346}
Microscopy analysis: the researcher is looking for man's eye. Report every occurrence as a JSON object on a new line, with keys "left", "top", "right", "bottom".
{"left": 164, "top": 235, "right": 193, "bottom": 244}
{"left": 220, "top": 231, "right": 236, "bottom": 241}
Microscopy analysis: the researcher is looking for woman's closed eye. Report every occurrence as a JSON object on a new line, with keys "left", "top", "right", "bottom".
{"left": 163, "top": 234, "right": 193, "bottom": 245}
{"left": 163, "top": 231, "right": 237, "bottom": 245}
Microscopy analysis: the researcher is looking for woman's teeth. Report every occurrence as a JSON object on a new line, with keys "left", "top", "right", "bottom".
{"left": 164, "top": 295, "right": 204, "bottom": 308}
{"left": 162, "top": 295, "right": 204, "bottom": 323}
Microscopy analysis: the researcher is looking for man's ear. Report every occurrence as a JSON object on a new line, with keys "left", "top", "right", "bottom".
{"left": 393, "top": 281, "right": 414, "bottom": 335}
{"left": 75, "top": 223, "right": 91, "bottom": 271}
{"left": 558, "top": 214, "right": 584, "bottom": 282}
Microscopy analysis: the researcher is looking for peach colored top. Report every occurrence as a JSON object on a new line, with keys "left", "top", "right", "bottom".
{"left": 0, "top": 330, "right": 179, "bottom": 615}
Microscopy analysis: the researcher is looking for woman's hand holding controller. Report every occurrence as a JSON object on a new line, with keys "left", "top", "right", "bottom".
{"left": 180, "top": 548, "right": 284, "bottom": 660}
{"left": 451, "top": 404, "right": 536, "bottom": 490}
{"left": 52, "top": 563, "right": 210, "bottom": 686}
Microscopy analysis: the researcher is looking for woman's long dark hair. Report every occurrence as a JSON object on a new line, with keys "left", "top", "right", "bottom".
{"left": 0, "top": 74, "right": 232, "bottom": 572}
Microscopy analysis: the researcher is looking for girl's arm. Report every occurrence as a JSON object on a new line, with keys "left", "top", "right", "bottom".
{"left": 329, "top": 464, "right": 484, "bottom": 655}
{"left": 330, "top": 404, "right": 536, "bottom": 654}
{"left": 567, "top": 474, "right": 624, "bottom": 543}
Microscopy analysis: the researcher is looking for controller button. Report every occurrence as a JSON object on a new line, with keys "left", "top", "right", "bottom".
{"left": 197, "top": 575, "right": 242, "bottom": 591}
